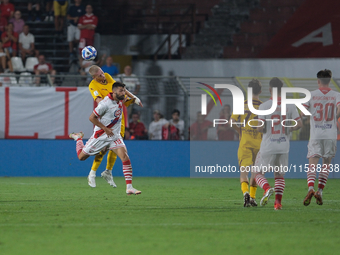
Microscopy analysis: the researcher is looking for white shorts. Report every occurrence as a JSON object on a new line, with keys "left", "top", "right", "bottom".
{"left": 82, "top": 136, "right": 125, "bottom": 156}
{"left": 67, "top": 25, "right": 80, "bottom": 42}
{"left": 254, "top": 151, "right": 288, "bottom": 175}
{"left": 307, "top": 139, "right": 337, "bottom": 159}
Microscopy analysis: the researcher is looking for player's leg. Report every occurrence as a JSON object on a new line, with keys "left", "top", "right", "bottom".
{"left": 87, "top": 150, "right": 106, "bottom": 188}
{"left": 249, "top": 148, "right": 259, "bottom": 206}
{"left": 254, "top": 152, "right": 275, "bottom": 206}
{"left": 273, "top": 154, "right": 288, "bottom": 210}
{"left": 238, "top": 147, "right": 251, "bottom": 207}
{"left": 111, "top": 143, "right": 141, "bottom": 195}
{"left": 69, "top": 132, "right": 89, "bottom": 161}
{"left": 100, "top": 151, "right": 118, "bottom": 187}
{"left": 304, "top": 140, "right": 321, "bottom": 206}
{"left": 314, "top": 140, "right": 336, "bottom": 205}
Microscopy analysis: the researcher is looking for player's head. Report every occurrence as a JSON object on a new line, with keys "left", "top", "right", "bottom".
{"left": 89, "top": 65, "right": 105, "bottom": 81}
{"left": 248, "top": 79, "right": 262, "bottom": 96}
{"left": 269, "top": 77, "right": 283, "bottom": 96}
{"left": 317, "top": 69, "right": 332, "bottom": 86}
{"left": 112, "top": 82, "right": 126, "bottom": 100}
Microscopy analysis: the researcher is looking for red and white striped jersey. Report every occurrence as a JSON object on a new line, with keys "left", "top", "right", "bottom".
{"left": 303, "top": 88, "right": 340, "bottom": 140}
{"left": 258, "top": 98, "right": 300, "bottom": 154}
{"left": 93, "top": 93, "right": 123, "bottom": 140}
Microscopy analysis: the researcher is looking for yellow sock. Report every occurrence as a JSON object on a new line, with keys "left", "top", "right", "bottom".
{"left": 91, "top": 150, "right": 106, "bottom": 171}
{"left": 250, "top": 186, "right": 257, "bottom": 199}
{"left": 106, "top": 150, "right": 117, "bottom": 170}
{"left": 241, "top": 182, "right": 249, "bottom": 194}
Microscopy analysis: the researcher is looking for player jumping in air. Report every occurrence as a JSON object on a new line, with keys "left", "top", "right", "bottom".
{"left": 254, "top": 78, "right": 302, "bottom": 210}
{"left": 86, "top": 65, "right": 142, "bottom": 188}
{"left": 303, "top": 69, "right": 340, "bottom": 206}
{"left": 231, "top": 79, "right": 262, "bottom": 207}
{"left": 69, "top": 82, "right": 142, "bottom": 195}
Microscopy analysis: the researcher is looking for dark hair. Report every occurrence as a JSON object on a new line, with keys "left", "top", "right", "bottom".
{"left": 269, "top": 77, "right": 283, "bottom": 94}
{"left": 112, "top": 82, "right": 125, "bottom": 90}
{"left": 172, "top": 109, "right": 180, "bottom": 116}
{"left": 248, "top": 79, "right": 262, "bottom": 95}
{"left": 317, "top": 69, "right": 332, "bottom": 85}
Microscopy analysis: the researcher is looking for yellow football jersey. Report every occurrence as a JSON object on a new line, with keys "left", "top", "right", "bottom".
{"left": 88, "top": 73, "right": 134, "bottom": 137}
{"left": 231, "top": 99, "right": 262, "bottom": 149}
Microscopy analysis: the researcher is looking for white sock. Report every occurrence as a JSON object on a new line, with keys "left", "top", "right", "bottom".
{"left": 127, "top": 184, "right": 132, "bottom": 189}
{"left": 105, "top": 169, "right": 112, "bottom": 173}
{"left": 318, "top": 188, "right": 323, "bottom": 195}
{"left": 89, "top": 170, "right": 96, "bottom": 176}
{"left": 308, "top": 186, "right": 314, "bottom": 191}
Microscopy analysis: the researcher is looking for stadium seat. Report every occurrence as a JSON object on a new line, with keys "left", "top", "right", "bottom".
{"left": 18, "top": 72, "right": 33, "bottom": 86}
{"left": 25, "top": 57, "right": 39, "bottom": 72}
{"left": 11, "top": 57, "right": 26, "bottom": 72}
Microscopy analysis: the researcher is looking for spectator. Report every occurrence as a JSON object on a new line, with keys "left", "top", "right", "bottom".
{"left": 54, "top": 0, "right": 68, "bottom": 34}
{"left": 217, "top": 104, "right": 237, "bottom": 140}
{"left": 129, "top": 112, "right": 148, "bottom": 140}
{"left": 9, "top": 10, "right": 25, "bottom": 35}
{"left": 1, "top": 23, "right": 18, "bottom": 57}
{"left": 149, "top": 110, "right": 168, "bottom": 140}
{"left": 19, "top": 25, "right": 39, "bottom": 62}
{"left": 44, "top": 0, "right": 54, "bottom": 22}
{"left": 78, "top": 5, "right": 97, "bottom": 53}
{"left": 190, "top": 111, "right": 213, "bottom": 140}
{"left": 0, "top": 41, "right": 13, "bottom": 72}
{"left": 27, "top": 1, "right": 42, "bottom": 22}
{"left": 0, "top": 10, "right": 8, "bottom": 35}
{"left": 163, "top": 109, "right": 185, "bottom": 140}
{"left": 117, "top": 65, "right": 140, "bottom": 95}
{"left": 0, "top": 0, "right": 14, "bottom": 20}
{"left": 101, "top": 56, "right": 118, "bottom": 76}
{"left": 34, "top": 55, "right": 56, "bottom": 85}
{"left": 67, "top": 0, "right": 85, "bottom": 58}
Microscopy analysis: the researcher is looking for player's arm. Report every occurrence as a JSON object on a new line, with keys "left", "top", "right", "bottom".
{"left": 291, "top": 119, "right": 302, "bottom": 131}
{"left": 89, "top": 112, "right": 113, "bottom": 137}
{"left": 95, "top": 97, "right": 103, "bottom": 104}
{"left": 125, "top": 89, "right": 143, "bottom": 107}
{"left": 337, "top": 104, "right": 340, "bottom": 119}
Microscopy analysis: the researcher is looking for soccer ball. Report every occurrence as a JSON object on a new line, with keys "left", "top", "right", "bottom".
{"left": 81, "top": 46, "right": 97, "bottom": 60}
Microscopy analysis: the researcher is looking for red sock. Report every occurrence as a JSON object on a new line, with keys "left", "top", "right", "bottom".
{"left": 123, "top": 160, "right": 132, "bottom": 184}
{"left": 255, "top": 174, "right": 270, "bottom": 191}
{"left": 307, "top": 165, "right": 316, "bottom": 188}
{"left": 275, "top": 177, "right": 285, "bottom": 204}
{"left": 76, "top": 139, "right": 84, "bottom": 157}
{"left": 318, "top": 166, "right": 330, "bottom": 190}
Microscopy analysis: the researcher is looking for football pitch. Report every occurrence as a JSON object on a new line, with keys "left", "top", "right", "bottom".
{"left": 0, "top": 177, "right": 339, "bottom": 255}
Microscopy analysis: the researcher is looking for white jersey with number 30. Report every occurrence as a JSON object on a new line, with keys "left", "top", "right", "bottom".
{"left": 303, "top": 88, "right": 340, "bottom": 140}
{"left": 258, "top": 99, "right": 300, "bottom": 154}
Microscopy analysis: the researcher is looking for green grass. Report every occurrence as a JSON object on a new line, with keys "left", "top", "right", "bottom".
{"left": 0, "top": 177, "right": 339, "bottom": 255}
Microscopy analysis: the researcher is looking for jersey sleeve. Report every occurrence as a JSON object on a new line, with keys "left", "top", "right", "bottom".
{"left": 105, "top": 73, "right": 115, "bottom": 84}
{"left": 89, "top": 82, "right": 100, "bottom": 101}
{"left": 336, "top": 92, "right": 340, "bottom": 106}
{"left": 93, "top": 101, "right": 107, "bottom": 117}
{"left": 123, "top": 97, "right": 135, "bottom": 107}
{"left": 230, "top": 113, "right": 239, "bottom": 121}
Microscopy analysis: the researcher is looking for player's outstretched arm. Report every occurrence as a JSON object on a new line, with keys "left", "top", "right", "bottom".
{"left": 89, "top": 113, "right": 114, "bottom": 137}
{"left": 125, "top": 89, "right": 143, "bottom": 107}
{"left": 291, "top": 119, "right": 303, "bottom": 131}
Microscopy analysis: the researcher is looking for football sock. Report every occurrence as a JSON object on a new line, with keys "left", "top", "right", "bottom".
{"left": 318, "top": 165, "right": 330, "bottom": 190}
{"left": 76, "top": 138, "right": 84, "bottom": 157}
{"left": 307, "top": 165, "right": 316, "bottom": 189}
{"left": 106, "top": 150, "right": 117, "bottom": 171}
{"left": 241, "top": 182, "right": 249, "bottom": 194}
{"left": 274, "top": 177, "right": 285, "bottom": 204}
{"left": 89, "top": 170, "right": 96, "bottom": 176}
{"left": 123, "top": 160, "right": 132, "bottom": 185}
{"left": 250, "top": 186, "right": 257, "bottom": 199}
{"left": 91, "top": 150, "right": 106, "bottom": 171}
{"left": 255, "top": 174, "right": 270, "bottom": 191}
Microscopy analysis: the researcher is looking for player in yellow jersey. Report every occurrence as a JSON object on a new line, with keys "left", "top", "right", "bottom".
{"left": 86, "top": 65, "right": 142, "bottom": 188}
{"left": 231, "top": 79, "right": 262, "bottom": 207}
